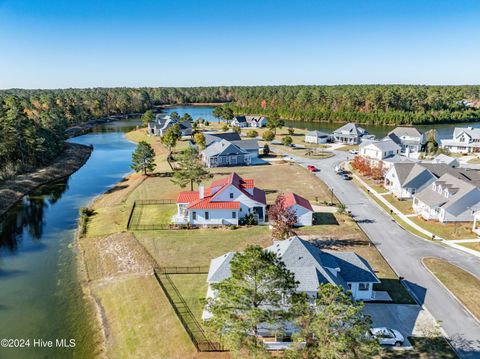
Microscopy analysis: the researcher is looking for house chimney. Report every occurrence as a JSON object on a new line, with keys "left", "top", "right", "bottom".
{"left": 199, "top": 184, "right": 205, "bottom": 199}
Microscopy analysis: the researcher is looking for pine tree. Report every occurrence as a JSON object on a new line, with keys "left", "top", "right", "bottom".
{"left": 171, "top": 147, "right": 209, "bottom": 191}
{"left": 131, "top": 141, "right": 156, "bottom": 175}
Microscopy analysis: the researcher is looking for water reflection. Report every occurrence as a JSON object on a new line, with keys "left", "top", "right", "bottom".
{"left": 0, "top": 180, "right": 69, "bottom": 253}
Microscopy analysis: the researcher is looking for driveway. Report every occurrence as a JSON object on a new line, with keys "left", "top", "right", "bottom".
{"left": 281, "top": 149, "right": 480, "bottom": 358}
{"left": 364, "top": 303, "right": 440, "bottom": 348}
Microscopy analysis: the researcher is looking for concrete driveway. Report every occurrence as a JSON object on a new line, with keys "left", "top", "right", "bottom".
{"left": 364, "top": 303, "right": 440, "bottom": 348}
{"left": 278, "top": 149, "right": 480, "bottom": 358}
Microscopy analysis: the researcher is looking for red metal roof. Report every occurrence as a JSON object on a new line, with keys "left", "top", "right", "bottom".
{"left": 177, "top": 191, "right": 200, "bottom": 203}
{"left": 187, "top": 198, "right": 240, "bottom": 210}
{"left": 283, "top": 192, "right": 313, "bottom": 211}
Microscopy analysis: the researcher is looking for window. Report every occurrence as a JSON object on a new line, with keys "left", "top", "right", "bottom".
{"left": 240, "top": 208, "right": 242, "bottom": 212}
{"left": 358, "top": 283, "right": 369, "bottom": 291}
{"left": 229, "top": 193, "right": 234, "bottom": 199}
{"left": 232, "top": 212, "right": 236, "bottom": 219}
{"left": 205, "top": 212, "right": 209, "bottom": 220}
{"left": 192, "top": 212, "right": 197, "bottom": 220}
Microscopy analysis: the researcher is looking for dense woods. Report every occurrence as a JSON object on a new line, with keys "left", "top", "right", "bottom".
{"left": 1, "top": 85, "right": 480, "bottom": 178}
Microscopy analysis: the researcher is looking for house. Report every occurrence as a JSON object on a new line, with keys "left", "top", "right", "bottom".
{"left": 147, "top": 115, "right": 193, "bottom": 136}
{"left": 440, "top": 127, "right": 480, "bottom": 153}
{"left": 384, "top": 163, "right": 437, "bottom": 199}
{"left": 231, "top": 115, "right": 268, "bottom": 128}
{"left": 202, "top": 140, "right": 251, "bottom": 167}
{"left": 282, "top": 192, "right": 314, "bottom": 226}
{"left": 202, "top": 236, "right": 380, "bottom": 322}
{"left": 386, "top": 127, "right": 425, "bottom": 154}
{"left": 333, "top": 123, "right": 370, "bottom": 144}
{"left": 359, "top": 139, "right": 401, "bottom": 161}
{"left": 173, "top": 172, "right": 267, "bottom": 226}
{"left": 230, "top": 139, "right": 260, "bottom": 160}
{"left": 413, "top": 173, "right": 480, "bottom": 222}
{"left": 304, "top": 130, "right": 330, "bottom": 144}
{"left": 204, "top": 132, "right": 241, "bottom": 146}
{"left": 431, "top": 154, "right": 459, "bottom": 168}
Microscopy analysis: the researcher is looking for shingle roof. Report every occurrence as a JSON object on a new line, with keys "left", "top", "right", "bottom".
{"left": 333, "top": 123, "right": 367, "bottom": 136}
{"left": 453, "top": 127, "right": 480, "bottom": 140}
{"left": 207, "top": 237, "right": 379, "bottom": 291}
{"left": 202, "top": 139, "right": 247, "bottom": 157}
{"left": 306, "top": 130, "right": 330, "bottom": 137}
{"left": 204, "top": 132, "right": 242, "bottom": 146}
{"left": 283, "top": 192, "right": 313, "bottom": 211}
{"left": 233, "top": 116, "right": 247, "bottom": 123}
{"left": 388, "top": 127, "right": 422, "bottom": 138}
{"left": 360, "top": 139, "right": 400, "bottom": 152}
{"left": 230, "top": 139, "right": 259, "bottom": 151}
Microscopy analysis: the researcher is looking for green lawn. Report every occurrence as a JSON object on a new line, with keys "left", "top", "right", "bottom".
{"left": 423, "top": 258, "right": 480, "bottom": 321}
{"left": 336, "top": 144, "right": 359, "bottom": 152}
{"left": 383, "top": 194, "right": 414, "bottom": 214}
{"left": 380, "top": 336, "right": 457, "bottom": 359}
{"left": 459, "top": 242, "right": 480, "bottom": 252}
{"left": 410, "top": 217, "right": 474, "bottom": 240}
{"left": 169, "top": 274, "right": 208, "bottom": 322}
{"left": 467, "top": 157, "right": 480, "bottom": 164}
{"left": 131, "top": 203, "right": 177, "bottom": 226}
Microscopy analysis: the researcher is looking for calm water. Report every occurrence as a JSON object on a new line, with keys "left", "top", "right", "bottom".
{"left": 0, "top": 119, "right": 138, "bottom": 359}
{"left": 0, "top": 106, "right": 479, "bottom": 358}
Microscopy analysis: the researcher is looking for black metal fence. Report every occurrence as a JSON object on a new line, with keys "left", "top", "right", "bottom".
{"left": 153, "top": 267, "right": 224, "bottom": 352}
{"left": 127, "top": 200, "right": 176, "bottom": 231}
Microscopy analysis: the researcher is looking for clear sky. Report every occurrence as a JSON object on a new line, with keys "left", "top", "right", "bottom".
{"left": 1, "top": 0, "right": 479, "bottom": 89}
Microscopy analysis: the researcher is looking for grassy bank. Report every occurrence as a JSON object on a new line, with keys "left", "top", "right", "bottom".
{"left": 0, "top": 142, "right": 92, "bottom": 216}
{"left": 423, "top": 258, "right": 480, "bottom": 321}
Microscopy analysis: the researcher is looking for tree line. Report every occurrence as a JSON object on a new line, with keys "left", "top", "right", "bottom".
{"left": 2, "top": 85, "right": 480, "bottom": 178}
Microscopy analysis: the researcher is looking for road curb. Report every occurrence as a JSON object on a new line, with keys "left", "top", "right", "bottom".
{"left": 421, "top": 257, "right": 480, "bottom": 326}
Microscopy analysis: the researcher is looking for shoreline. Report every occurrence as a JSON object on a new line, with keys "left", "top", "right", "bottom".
{"left": 0, "top": 142, "right": 93, "bottom": 218}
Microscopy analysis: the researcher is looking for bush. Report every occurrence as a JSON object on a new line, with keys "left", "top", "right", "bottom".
{"left": 221, "top": 124, "right": 229, "bottom": 131}
{"left": 282, "top": 135, "right": 293, "bottom": 146}
{"left": 204, "top": 121, "right": 210, "bottom": 126}
{"left": 262, "top": 130, "right": 275, "bottom": 142}
{"left": 246, "top": 129, "right": 258, "bottom": 138}
{"left": 288, "top": 127, "right": 295, "bottom": 135}
{"left": 239, "top": 213, "right": 258, "bottom": 225}
{"left": 263, "top": 144, "right": 270, "bottom": 155}
{"left": 232, "top": 126, "right": 241, "bottom": 134}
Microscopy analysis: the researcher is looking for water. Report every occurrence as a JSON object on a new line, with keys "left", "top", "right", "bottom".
{"left": 0, "top": 120, "right": 138, "bottom": 359}
{"left": 161, "top": 105, "right": 222, "bottom": 123}
{"left": 0, "top": 105, "right": 479, "bottom": 358}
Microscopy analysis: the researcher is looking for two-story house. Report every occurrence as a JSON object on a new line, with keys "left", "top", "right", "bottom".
{"left": 385, "top": 127, "right": 425, "bottom": 154}
{"left": 440, "top": 127, "right": 480, "bottom": 153}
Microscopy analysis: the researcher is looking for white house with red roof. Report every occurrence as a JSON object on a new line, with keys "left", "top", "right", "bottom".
{"left": 172, "top": 173, "right": 267, "bottom": 226}
{"left": 283, "top": 192, "right": 314, "bottom": 226}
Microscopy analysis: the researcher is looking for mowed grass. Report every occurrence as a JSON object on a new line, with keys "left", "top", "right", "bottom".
{"left": 169, "top": 274, "right": 208, "bottom": 322}
{"left": 383, "top": 194, "right": 414, "bottom": 215}
{"left": 423, "top": 257, "right": 480, "bottom": 321}
{"left": 131, "top": 203, "right": 177, "bottom": 226}
{"left": 136, "top": 227, "right": 272, "bottom": 267}
{"left": 459, "top": 242, "right": 480, "bottom": 252}
{"left": 410, "top": 217, "right": 474, "bottom": 241}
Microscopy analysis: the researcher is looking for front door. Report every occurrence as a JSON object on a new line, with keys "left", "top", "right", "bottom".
{"left": 230, "top": 156, "right": 237, "bottom": 166}
{"left": 253, "top": 207, "right": 264, "bottom": 222}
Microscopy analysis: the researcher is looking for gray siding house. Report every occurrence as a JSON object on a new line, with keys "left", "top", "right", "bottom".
{"left": 386, "top": 127, "right": 425, "bottom": 154}
{"left": 202, "top": 139, "right": 252, "bottom": 167}
{"left": 333, "top": 123, "right": 370, "bottom": 144}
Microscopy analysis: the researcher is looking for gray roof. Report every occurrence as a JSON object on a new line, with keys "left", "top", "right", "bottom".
{"left": 382, "top": 154, "right": 414, "bottom": 164}
{"left": 306, "top": 130, "right": 330, "bottom": 138}
{"left": 230, "top": 139, "right": 259, "bottom": 151}
{"left": 333, "top": 123, "right": 367, "bottom": 137}
{"left": 392, "top": 163, "right": 436, "bottom": 188}
{"left": 207, "top": 236, "right": 379, "bottom": 291}
{"left": 234, "top": 116, "right": 247, "bottom": 123}
{"left": 432, "top": 154, "right": 458, "bottom": 166}
{"left": 202, "top": 139, "right": 247, "bottom": 157}
{"left": 414, "top": 173, "right": 480, "bottom": 216}
{"left": 388, "top": 127, "right": 423, "bottom": 138}
{"left": 453, "top": 127, "right": 480, "bottom": 140}
{"left": 360, "top": 139, "right": 400, "bottom": 152}
{"left": 204, "top": 132, "right": 242, "bottom": 146}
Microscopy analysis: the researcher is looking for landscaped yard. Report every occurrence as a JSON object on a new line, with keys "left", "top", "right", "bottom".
{"left": 336, "top": 144, "right": 359, "bottom": 152}
{"left": 423, "top": 257, "right": 480, "bottom": 321}
{"left": 129, "top": 203, "right": 177, "bottom": 228}
{"left": 459, "top": 242, "right": 480, "bottom": 252}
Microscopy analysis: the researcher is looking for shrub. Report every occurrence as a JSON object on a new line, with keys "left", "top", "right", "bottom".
{"left": 239, "top": 213, "right": 258, "bottom": 225}
{"left": 221, "top": 124, "right": 229, "bottom": 131}
{"left": 282, "top": 136, "right": 293, "bottom": 146}
{"left": 263, "top": 144, "right": 270, "bottom": 155}
{"left": 262, "top": 130, "right": 275, "bottom": 142}
{"left": 287, "top": 127, "right": 295, "bottom": 135}
{"left": 246, "top": 129, "right": 258, "bottom": 138}
{"left": 232, "top": 126, "right": 241, "bottom": 134}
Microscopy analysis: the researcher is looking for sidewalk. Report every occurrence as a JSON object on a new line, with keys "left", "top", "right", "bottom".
{"left": 352, "top": 172, "right": 480, "bottom": 258}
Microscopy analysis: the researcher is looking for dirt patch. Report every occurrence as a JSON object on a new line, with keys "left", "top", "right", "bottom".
{"left": 81, "top": 232, "right": 156, "bottom": 282}
{"left": 0, "top": 142, "right": 92, "bottom": 216}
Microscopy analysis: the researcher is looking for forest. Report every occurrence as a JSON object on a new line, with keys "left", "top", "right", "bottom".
{"left": 1, "top": 85, "right": 480, "bottom": 178}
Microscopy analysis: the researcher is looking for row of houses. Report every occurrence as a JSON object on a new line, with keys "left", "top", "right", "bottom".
{"left": 384, "top": 161, "right": 480, "bottom": 223}
{"left": 172, "top": 172, "right": 314, "bottom": 226}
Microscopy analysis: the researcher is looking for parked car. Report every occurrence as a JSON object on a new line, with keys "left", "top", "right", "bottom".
{"left": 369, "top": 327, "right": 404, "bottom": 346}
{"left": 341, "top": 173, "right": 352, "bottom": 180}
{"left": 307, "top": 165, "right": 318, "bottom": 172}
{"left": 349, "top": 149, "right": 359, "bottom": 155}
{"left": 334, "top": 165, "right": 343, "bottom": 174}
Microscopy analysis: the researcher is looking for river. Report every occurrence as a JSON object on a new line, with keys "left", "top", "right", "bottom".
{"left": 0, "top": 119, "right": 139, "bottom": 359}
{"left": 0, "top": 106, "right": 479, "bottom": 358}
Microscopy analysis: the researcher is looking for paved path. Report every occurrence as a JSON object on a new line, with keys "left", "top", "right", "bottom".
{"left": 279, "top": 150, "right": 480, "bottom": 358}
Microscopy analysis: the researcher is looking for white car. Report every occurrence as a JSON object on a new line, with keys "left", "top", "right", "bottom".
{"left": 349, "top": 149, "right": 359, "bottom": 155}
{"left": 369, "top": 327, "right": 404, "bottom": 346}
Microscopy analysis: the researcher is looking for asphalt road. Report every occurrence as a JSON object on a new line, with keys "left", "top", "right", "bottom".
{"left": 286, "top": 150, "right": 480, "bottom": 358}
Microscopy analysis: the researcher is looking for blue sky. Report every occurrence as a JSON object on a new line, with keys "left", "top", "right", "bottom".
{"left": 1, "top": 0, "right": 479, "bottom": 88}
